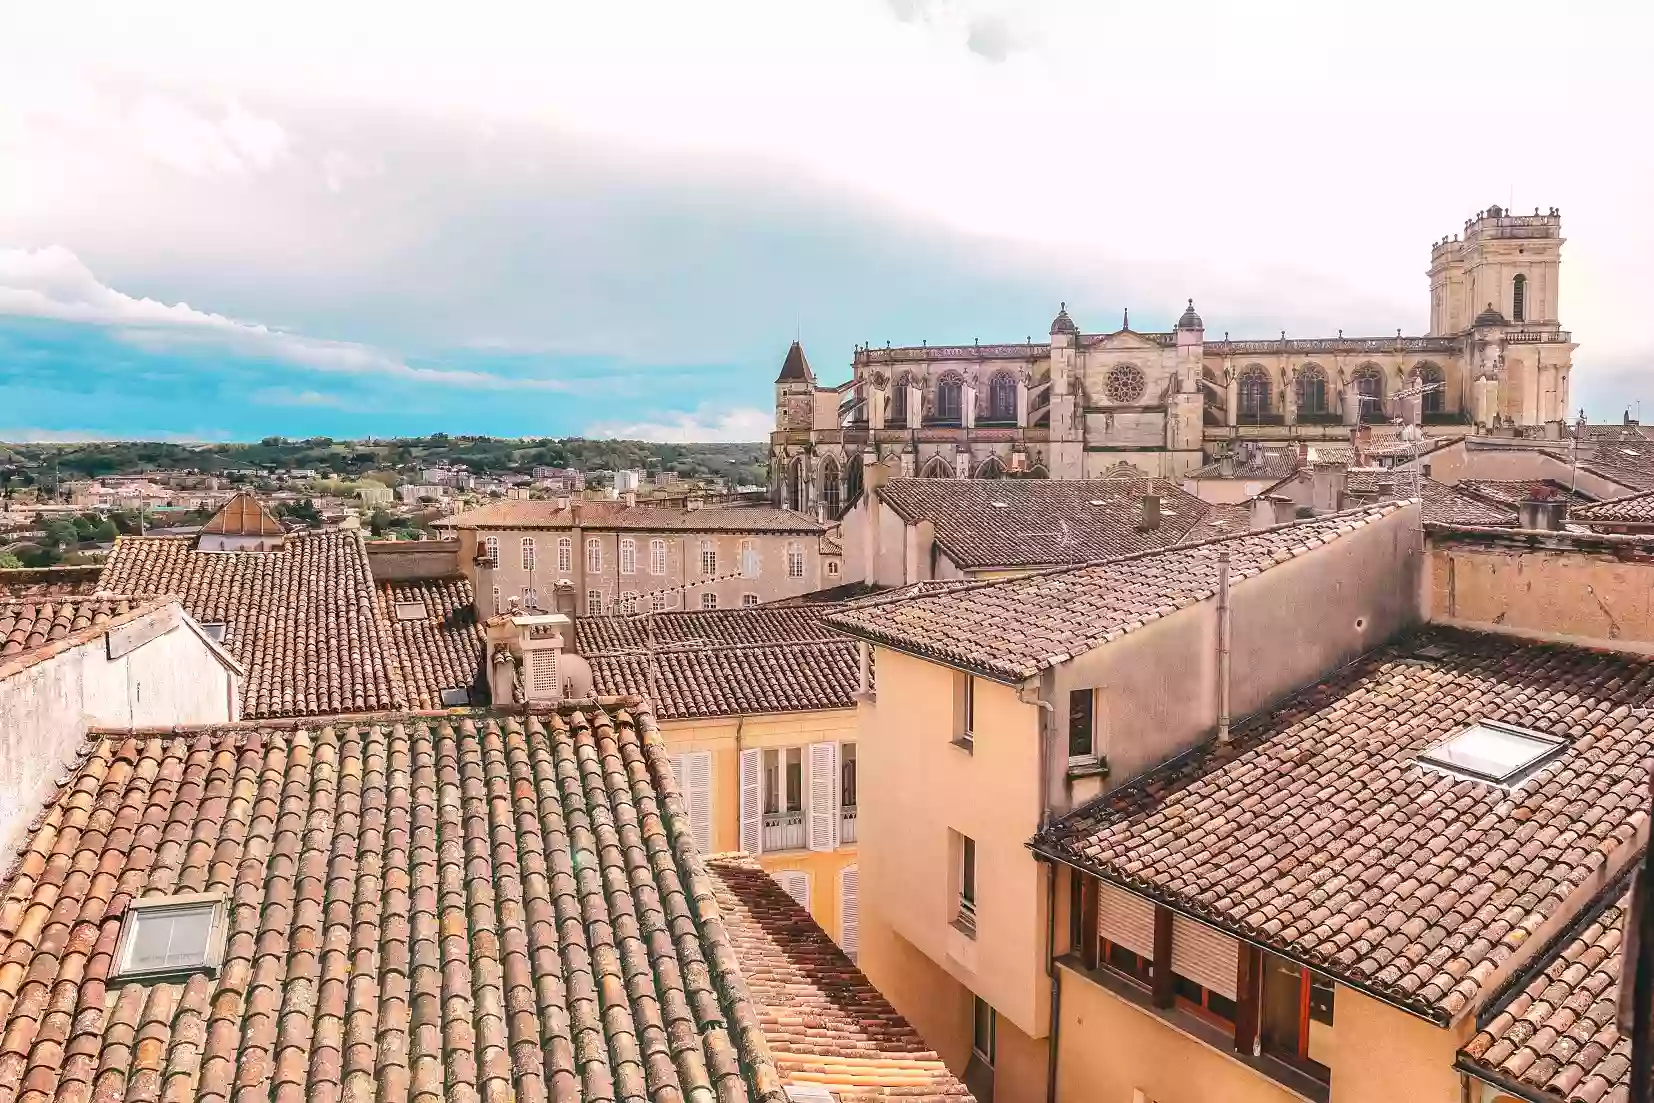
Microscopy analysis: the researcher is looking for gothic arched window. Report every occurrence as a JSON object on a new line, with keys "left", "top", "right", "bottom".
{"left": 1353, "top": 365, "right": 1385, "bottom": 420}
{"left": 1296, "top": 364, "right": 1328, "bottom": 416}
{"left": 845, "top": 454, "right": 863, "bottom": 507}
{"left": 891, "top": 374, "right": 911, "bottom": 426}
{"left": 788, "top": 457, "right": 808, "bottom": 511}
{"left": 988, "top": 372, "right": 1017, "bottom": 423}
{"left": 976, "top": 456, "right": 1006, "bottom": 479}
{"left": 1512, "top": 274, "right": 1527, "bottom": 322}
{"left": 1415, "top": 362, "right": 1446, "bottom": 415}
{"left": 920, "top": 454, "right": 953, "bottom": 478}
{"left": 935, "top": 373, "right": 964, "bottom": 424}
{"left": 1238, "top": 367, "right": 1271, "bottom": 422}
{"left": 821, "top": 457, "right": 842, "bottom": 517}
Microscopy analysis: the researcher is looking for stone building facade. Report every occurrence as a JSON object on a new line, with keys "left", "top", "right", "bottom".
{"left": 771, "top": 205, "right": 1577, "bottom": 514}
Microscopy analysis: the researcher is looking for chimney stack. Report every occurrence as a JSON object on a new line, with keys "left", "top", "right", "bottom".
{"left": 1518, "top": 486, "right": 1568, "bottom": 531}
{"left": 1140, "top": 493, "right": 1162, "bottom": 531}
{"left": 1219, "top": 454, "right": 1236, "bottom": 478}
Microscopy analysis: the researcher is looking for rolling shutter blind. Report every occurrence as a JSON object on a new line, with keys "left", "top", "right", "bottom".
{"left": 807, "top": 742, "right": 839, "bottom": 852}
{"left": 1171, "top": 915, "right": 1239, "bottom": 1000}
{"left": 775, "top": 870, "right": 811, "bottom": 911}
{"left": 839, "top": 866, "right": 859, "bottom": 960}
{"left": 1097, "top": 883, "right": 1155, "bottom": 960}
{"left": 739, "top": 748, "right": 762, "bottom": 855}
{"left": 667, "top": 752, "right": 713, "bottom": 855}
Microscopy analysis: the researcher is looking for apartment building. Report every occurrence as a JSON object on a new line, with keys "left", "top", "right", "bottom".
{"left": 573, "top": 602, "right": 866, "bottom": 951}
{"left": 823, "top": 504, "right": 1649, "bottom": 1103}
{"left": 438, "top": 498, "right": 839, "bottom": 615}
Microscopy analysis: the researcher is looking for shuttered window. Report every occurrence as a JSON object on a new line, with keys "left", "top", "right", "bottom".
{"left": 1097, "top": 884, "right": 1155, "bottom": 959}
{"left": 1171, "top": 915, "right": 1239, "bottom": 1001}
{"left": 774, "top": 870, "right": 811, "bottom": 911}
{"left": 807, "top": 742, "right": 839, "bottom": 851}
{"left": 667, "top": 751, "right": 713, "bottom": 855}
{"left": 739, "top": 749, "right": 762, "bottom": 854}
{"left": 839, "top": 866, "right": 859, "bottom": 960}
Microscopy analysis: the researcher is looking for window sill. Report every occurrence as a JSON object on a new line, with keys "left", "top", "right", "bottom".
{"left": 951, "top": 735, "right": 974, "bottom": 754}
{"left": 1065, "top": 755, "right": 1109, "bottom": 780}
{"left": 1056, "top": 955, "right": 1329, "bottom": 1103}
{"left": 951, "top": 914, "right": 978, "bottom": 940}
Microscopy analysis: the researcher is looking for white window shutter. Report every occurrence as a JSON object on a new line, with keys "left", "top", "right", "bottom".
{"left": 839, "top": 865, "right": 860, "bottom": 960}
{"left": 775, "top": 870, "right": 811, "bottom": 911}
{"left": 684, "top": 751, "right": 713, "bottom": 855}
{"left": 807, "top": 742, "right": 839, "bottom": 852}
{"left": 739, "top": 748, "right": 762, "bottom": 855}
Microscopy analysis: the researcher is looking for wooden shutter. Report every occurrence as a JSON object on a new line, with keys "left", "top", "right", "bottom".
{"left": 1171, "top": 915, "right": 1240, "bottom": 1000}
{"left": 1097, "top": 883, "right": 1155, "bottom": 959}
{"left": 667, "top": 751, "right": 713, "bottom": 855}
{"left": 807, "top": 742, "right": 839, "bottom": 852}
{"left": 739, "top": 748, "right": 762, "bottom": 855}
{"left": 774, "top": 870, "right": 811, "bottom": 911}
{"left": 839, "top": 865, "right": 859, "bottom": 960}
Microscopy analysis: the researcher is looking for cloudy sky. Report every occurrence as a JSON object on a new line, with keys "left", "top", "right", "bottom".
{"left": 1, "top": 0, "right": 1650, "bottom": 442}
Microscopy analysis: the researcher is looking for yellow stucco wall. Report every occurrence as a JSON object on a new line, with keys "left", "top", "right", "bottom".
{"left": 658, "top": 709, "right": 860, "bottom": 942}
{"left": 1326, "top": 987, "right": 1472, "bottom": 1103}
{"left": 1056, "top": 966, "right": 1300, "bottom": 1103}
{"left": 857, "top": 649, "right": 1051, "bottom": 1040}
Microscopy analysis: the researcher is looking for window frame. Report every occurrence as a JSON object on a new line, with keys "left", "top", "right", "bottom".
{"left": 701, "top": 592, "right": 718, "bottom": 610}
{"left": 619, "top": 537, "right": 637, "bottom": 575}
{"left": 742, "top": 593, "right": 760, "bottom": 607}
{"left": 113, "top": 892, "right": 229, "bottom": 981}
{"left": 650, "top": 591, "right": 668, "bottom": 613}
{"left": 556, "top": 536, "right": 572, "bottom": 574}
{"left": 1417, "top": 719, "right": 1567, "bottom": 786}
{"left": 786, "top": 542, "right": 805, "bottom": 578}
{"left": 953, "top": 672, "right": 975, "bottom": 751}
{"left": 738, "top": 538, "right": 758, "bottom": 578}
{"left": 1068, "top": 687, "right": 1096, "bottom": 762}
{"left": 971, "top": 996, "right": 996, "bottom": 1066}
{"left": 619, "top": 590, "right": 639, "bottom": 614}
{"left": 520, "top": 536, "right": 536, "bottom": 572}
{"left": 649, "top": 538, "right": 667, "bottom": 575}
{"left": 586, "top": 537, "right": 602, "bottom": 574}
{"left": 586, "top": 588, "right": 603, "bottom": 615}
{"left": 699, "top": 540, "right": 718, "bottom": 577}
{"left": 483, "top": 534, "right": 499, "bottom": 562}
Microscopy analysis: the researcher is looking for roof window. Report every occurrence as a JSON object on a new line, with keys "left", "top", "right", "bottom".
{"left": 393, "top": 601, "right": 428, "bottom": 621}
{"left": 1418, "top": 721, "right": 1566, "bottom": 785}
{"left": 200, "top": 623, "right": 227, "bottom": 643}
{"left": 439, "top": 686, "right": 472, "bottom": 707}
{"left": 114, "top": 893, "right": 228, "bottom": 980}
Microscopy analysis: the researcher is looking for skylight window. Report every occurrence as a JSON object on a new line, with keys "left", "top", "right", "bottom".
{"left": 439, "top": 686, "right": 471, "bottom": 707}
{"left": 114, "top": 893, "right": 227, "bottom": 980}
{"left": 1418, "top": 721, "right": 1566, "bottom": 784}
{"left": 393, "top": 601, "right": 428, "bottom": 621}
{"left": 200, "top": 623, "right": 227, "bottom": 643}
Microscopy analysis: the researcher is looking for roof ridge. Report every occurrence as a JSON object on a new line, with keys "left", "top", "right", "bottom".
{"left": 84, "top": 696, "right": 652, "bottom": 737}
{"left": 585, "top": 637, "right": 855, "bottom": 659}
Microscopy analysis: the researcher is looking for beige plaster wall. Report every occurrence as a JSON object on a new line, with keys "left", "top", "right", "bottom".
{"left": 1426, "top": 537, "right": 1654, "bottom": 654}
{"left": 857, "top": 655, "right": 1052, "bottom": 1039}
{"left": 1423, "top": 443, "right": 1629, "bottom": 500}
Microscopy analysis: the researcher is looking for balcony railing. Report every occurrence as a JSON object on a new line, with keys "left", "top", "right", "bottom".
{"left": 840, "top": 806, "right": 858, "bottom": 844}
{"left": 763, "top": 810, "right": 805, "bottom": 852}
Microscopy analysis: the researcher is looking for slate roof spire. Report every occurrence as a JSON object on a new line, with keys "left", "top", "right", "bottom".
{"left": 776, "top": 340, "right": 815, "bottom": 383}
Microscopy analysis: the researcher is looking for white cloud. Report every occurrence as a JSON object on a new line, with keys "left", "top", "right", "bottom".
{"left": 0, "top": 246, "right": 568, "bottom": 391}
{"left": 0, "top": 427, "right": 231, "bottom": 444}
{"left": 250, "top": 387, "right": 355, "bottom": 408}
{"left": 585, "top": 406, "right": 772, "bottom": 443}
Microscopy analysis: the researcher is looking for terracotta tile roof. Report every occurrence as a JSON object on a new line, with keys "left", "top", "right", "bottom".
{"left": 588, "top": 641, "right": 859, "bottom": 719}
{"left": 1420, "top": 478, "right": 1519, "bottom": 526}
{"left": 826, "top": 502, "right": 1409, "bottom": 683}
{"left": 0, "top": 565, "right": 104, "bottom": 599}
{"left": 0, "top": 705, "right": 791, "bottom": 1103}
{"left": 873, "top": 478, "right": 1213, "bottom": 569}
{"left": 706, "top": 856, "right": 973, "bottom": 1101}
{"left": 576, "top": 605, "right": 848, "bottom": 654}
{"left": 1033, "top": 628, "right": 1654, "bottom": 1024}
{"left": 98, "top": 531, "right": 407, "bottom": 720}
{"left": 1456, "top": 480, "right": 1596, "bottom": 508}
{"left": 1459, "top": 871, "right": 1634, "bottom": 1103}
{"left": 1186, "top": 452, "right": 1302, "bottom": 481}
{"left": 441, "top": 501, "right": 823, "bottom": 533}
{"left": 377, "top": 577, "right": 486, "bottom": 708}
{"left": 1577, "top": 441, "right": 1654, "bottom": 492}
{"left": 1177, "top": 502, "right": 1258, "bottom": 542}
{"left": 820, "top": 527, "right": 843, "bottom": 556}
{"left": 1344, "top": 467, "right": 1401, "bottom": 496}
{"left": 0, "top": 595, "right": 155, "bottom": 660}
{"left": 198, "top": 491, "right": 285, "bottom": 536}
{"left": 1573, "top": 489, "right": 1654, "bottom": 524}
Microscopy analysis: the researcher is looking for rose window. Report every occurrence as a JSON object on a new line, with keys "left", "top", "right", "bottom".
{"left": 1104, "top": 365, "right": 1146, "bottom": 404}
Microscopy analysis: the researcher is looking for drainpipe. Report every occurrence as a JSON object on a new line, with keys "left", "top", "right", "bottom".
{"left": 1018, "top": 680, "right": 1056, "bottom": 827}
{"left": 1216, "top": 550, "right": 1233, "bottom": 744}
{"left": 1045, "top": 859, "right": 1062, "bottom": 1103}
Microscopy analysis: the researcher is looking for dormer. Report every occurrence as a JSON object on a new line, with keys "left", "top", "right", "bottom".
{"left": 195, "top": 492, "right": 285, "bottom": 552}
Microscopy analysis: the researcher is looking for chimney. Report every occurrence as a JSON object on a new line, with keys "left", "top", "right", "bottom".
{"left": 1140, "top": 493, "right": 1162, "bottom": 531}
{"left": 1310, "top": 462, "right": 1347, "bottom": 514}
{"left": 1219, "top": 454, "right": 1235, "bottom": 478}
{"left": 623, "top": 491, "right": 637, "bottom": 507}
{"left": 556, "top": 494, "right": 570, "bottom": 511}
{"left": 1518, "top": 488, "right": 1568, "bottom": 531}
{"left": 485, "top": 606, "right": 574, "bottom": 706}
{"left": 1249, "top": 496, "right": 1276, "bottom": 531}
{"left": 687, "top": 492, "right": 703, "bottom": 511}
{"left": 1421, "top": 462, "right": 1433, "bottom": 479}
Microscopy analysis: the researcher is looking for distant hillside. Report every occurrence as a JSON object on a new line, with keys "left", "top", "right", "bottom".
{"left": 0, "top": 435, "right": 770, "bottom": 487}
